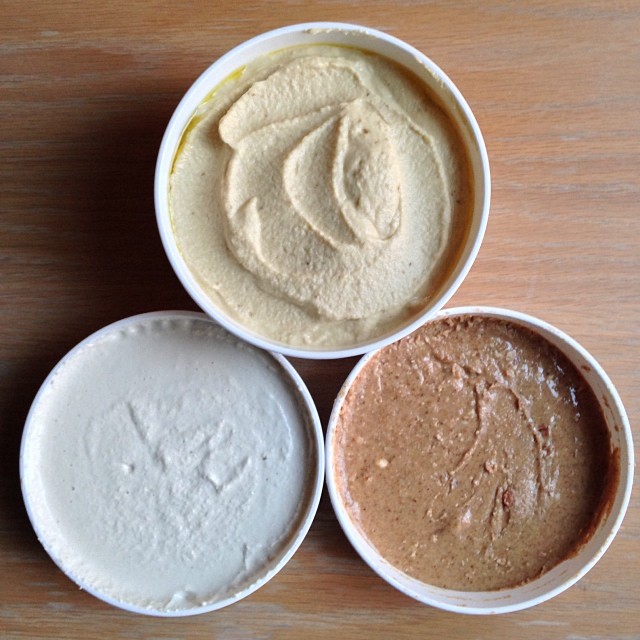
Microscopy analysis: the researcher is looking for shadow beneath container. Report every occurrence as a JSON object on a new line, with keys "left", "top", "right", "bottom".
{"left": 0, "top": 89, "right": 196, "bottom": 556}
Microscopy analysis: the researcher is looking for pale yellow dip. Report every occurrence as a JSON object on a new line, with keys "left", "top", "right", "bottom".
{"left": 170, "top": 45, "right": 472, "bottom": 348}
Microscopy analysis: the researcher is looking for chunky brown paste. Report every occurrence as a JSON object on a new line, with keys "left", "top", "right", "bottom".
{"left": 333, "top": 315, "right": 613, "bottom": 590}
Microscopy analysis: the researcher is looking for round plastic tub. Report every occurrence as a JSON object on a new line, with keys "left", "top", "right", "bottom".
{"left": 21, "top": 311, "right": 324, "bottom": 616}
{"left": 155, "top": 23, "right": 490, "bottom": 359}
{"left": 326, "top": 306, "right": 633, "bottom": 614}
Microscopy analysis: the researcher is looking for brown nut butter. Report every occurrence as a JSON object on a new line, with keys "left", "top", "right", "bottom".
{"left": 333, "top": 315, "right": 615, "bottom": 591}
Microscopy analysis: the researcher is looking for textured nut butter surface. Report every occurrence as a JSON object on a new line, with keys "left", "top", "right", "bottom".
{"left": 334, "top": 316, "right": 612, "bottom": 590}
{"left": 170, "top": 45, "right": 472, "bottom": 348}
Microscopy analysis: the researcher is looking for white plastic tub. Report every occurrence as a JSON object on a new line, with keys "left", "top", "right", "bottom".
{"left": 326, "top": 306, "right": 633, "bottom": 614}
{"left": 21, "top": 311, "right": 324, "bottom": 616}
{"left": 155, "top": 23, "right": 490, "bottom": 359}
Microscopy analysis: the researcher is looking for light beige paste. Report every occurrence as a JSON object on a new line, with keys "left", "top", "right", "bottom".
{"left": 333, "top": 315, "right": 614, "bottom": 590}
{"left": 22, "top": 315, "right": 316, "bottom": 612}
{"left": 170, "top": 45, "right": 472, "bottom": 348}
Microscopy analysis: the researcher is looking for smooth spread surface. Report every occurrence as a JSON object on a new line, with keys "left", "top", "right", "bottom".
{"left": 170, "top": 44, "right": 472, "bottom": 348}
{"left": 22, "top": 315, "right": 314, "bottom": 612}
{"left": 334, "top": 316, "right": 612, "bottom": 590}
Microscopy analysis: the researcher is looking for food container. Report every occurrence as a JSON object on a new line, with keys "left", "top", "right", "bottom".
{"left": 20, "top": 311, "right": 324, "bottom": 616}
{"left": 325, "top": 306, "right": 633, "bottom": 614}
{"left": 155, "top": 22, "right": 491, "bottom": 359}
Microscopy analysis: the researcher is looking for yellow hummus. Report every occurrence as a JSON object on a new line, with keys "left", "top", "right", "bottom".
{"left": 170, "top": 45, "right": 472, "bottom": 348}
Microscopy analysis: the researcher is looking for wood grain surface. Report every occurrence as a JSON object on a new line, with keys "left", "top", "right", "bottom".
{"left": 1, "top": 1, "right": 638, "bottom": 638}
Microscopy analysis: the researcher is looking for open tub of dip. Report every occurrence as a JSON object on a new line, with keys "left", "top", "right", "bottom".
{"left": 20, "top": 311, "right": 324, "bottom": 616}
{"left": 326, "top": 306, "right": 633, "bottom": 614}
{"left": 155, "top": 22, "right": 490, "bottom": 359}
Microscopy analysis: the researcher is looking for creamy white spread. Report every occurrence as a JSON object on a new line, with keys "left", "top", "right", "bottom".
{"left": 170, "top": 45, "right": 472, "bottom": 348}
{"left": 22, "top": 315, "right": 315, "bottom": 612}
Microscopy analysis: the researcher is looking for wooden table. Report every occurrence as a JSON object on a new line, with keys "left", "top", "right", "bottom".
{"left": 2, "top": 1, "right": 638, "bottom": 638}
